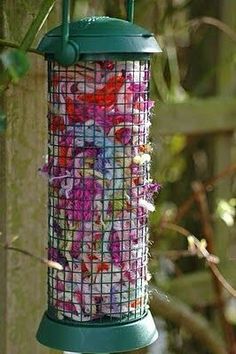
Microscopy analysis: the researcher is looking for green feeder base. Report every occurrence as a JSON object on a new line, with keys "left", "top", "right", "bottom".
{"left": 36, "top": 311, "right": 158, "bottom": 353}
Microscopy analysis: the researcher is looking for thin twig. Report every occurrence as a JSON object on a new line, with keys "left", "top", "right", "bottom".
{"left": 19, "top": 0, "right": 56, "bottom": 52}
{"left": 164, "top": 23, "right": 183, "bottom": 97}
{"left": 164, "top": 16, "right": 236, "bottom": 44}
{"left": 189, "top": 16, "right": 236, "bottom": 43}
{"left": 0, "top": 240, "right": 63, "bottom": 271}
{"left": 210, "top": 264, "right": 236, "bottom": 298}
{"left": 161, "top": 222, "right": 236, "bottom": 299}
{"left": 192, "top": 181, "right": 236, "bottom": 353}
{"left": 0, "top": 39, "right": 42, "bottom": 55}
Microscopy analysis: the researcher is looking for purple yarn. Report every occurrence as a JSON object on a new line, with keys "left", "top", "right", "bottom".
{"left": 70, "top": 240, "right": 81, "bottom": 259}
{"left": 128, "top": 82, "right": 147, "bottom": 93}
{"left": 60, "top": 177, "right": 103, "bottom": 222}
{"left": 70, "top": 230, "right": 83, "bottom": 258}
{"left": 48, "top": 247, "right": 68, "bottom": 266}
{"left": 109, "top": 231, "right": 121, "bottom": 266}
{"left": 145, "top": 182, "right": 161, "bottom": 201}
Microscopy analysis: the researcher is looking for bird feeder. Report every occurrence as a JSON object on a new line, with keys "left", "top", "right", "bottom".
{"left": 36, "top": 0, "right": 161, "bottom": 352}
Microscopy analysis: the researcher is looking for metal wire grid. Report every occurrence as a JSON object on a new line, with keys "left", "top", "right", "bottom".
{"left": 46, "top": 60, "right": 152, "bottom": 323}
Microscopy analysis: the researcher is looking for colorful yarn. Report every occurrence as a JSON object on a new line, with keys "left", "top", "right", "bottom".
{"left": 43, "top": 60, "right": 159, "bottom": 322}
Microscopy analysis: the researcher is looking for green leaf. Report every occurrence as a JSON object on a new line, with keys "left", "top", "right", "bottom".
{"left": 0, "top": 49, "right": 29, "bottom": 83}
{"left": 0, "top": 109, "right": 6, "bottom": 132}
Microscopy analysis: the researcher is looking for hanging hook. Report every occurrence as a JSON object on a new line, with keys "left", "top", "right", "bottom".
{"left": 126, "top": 0, "right": 135, "bottom": 23}
{"left": 55, "top": 0, "right": 80, "bottom": 66}
{"left": 62, "top": 0, "right": 70, "bottom": 52}
{"left": 55, "top": 0, "right": 135, "bottom": 65}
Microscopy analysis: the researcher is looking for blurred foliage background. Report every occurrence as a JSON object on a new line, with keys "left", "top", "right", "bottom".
{"left": 0, "top": 1, "right": 236, "bottom": 354}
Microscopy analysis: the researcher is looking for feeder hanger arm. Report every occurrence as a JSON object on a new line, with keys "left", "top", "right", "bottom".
{"left": 53, "top": 0, "right": 136, "bottom": 65}
{"left": 126, "top": 0, "right": 135, "bottom": 23}
{"left": 62, "top": 0, "right": 70, "bottom": 52}
{"left": 55, "top": 0, "right": 80, "bottom": 66}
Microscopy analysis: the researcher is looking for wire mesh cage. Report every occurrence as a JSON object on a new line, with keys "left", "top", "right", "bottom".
{"left": 42, "top": 60, "right": 160, "bottom": 324}
{"left": 36, "top": 4, "right": 162, "bottom": 351}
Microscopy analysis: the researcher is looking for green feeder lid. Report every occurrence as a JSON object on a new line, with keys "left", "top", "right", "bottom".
{"left": 37, "top": 16, "right": 162, "bottom": 65}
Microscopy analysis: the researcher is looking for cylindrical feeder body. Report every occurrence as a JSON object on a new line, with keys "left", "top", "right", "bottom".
{"left": 37, "top": 17, "right": 161, "bottom": 353}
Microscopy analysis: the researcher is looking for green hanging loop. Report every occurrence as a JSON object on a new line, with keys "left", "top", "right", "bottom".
{"left": 54, "top": 0, "right": 80, "bottom": 66}
{"left": 62, "top": 0, "right": 70, "bottom": 51}
{"left": 126, "top": 0, "right": 135, "bottom": 23}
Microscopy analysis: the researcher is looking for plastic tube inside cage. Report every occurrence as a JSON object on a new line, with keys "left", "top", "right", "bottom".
{"left": 41, "top": 60, "right": 160, "bottom": 323}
